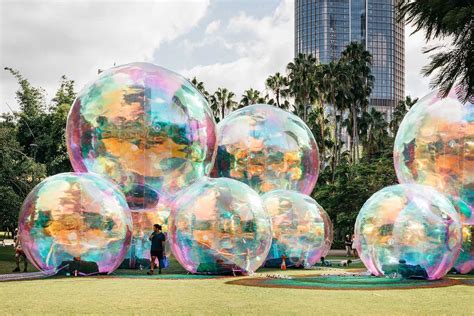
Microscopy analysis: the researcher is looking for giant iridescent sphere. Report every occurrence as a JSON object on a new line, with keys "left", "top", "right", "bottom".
{"left": 169, "top": 177, "right": 272, "bottom": 274}
{"left": 355, "top": 184, "right": 462, "bottom": 280}
{"left": 214, "top": 104, "right": 319, "bottom": 195}
{"left": 452, "top": 224, "right": 474, "bottom": 274}
{"left": 19, "top": 173, "right": 132, "bottom": 275}
{"left": 66, "top": 62, "right": 217, "bottom": 207}
{"left": 122, "top": 207, "right": 171, "bottom": 269}
{"left": 262, "top": 190, "right": 333, "bottom": 268}
{"left": 394, "top": 88, "right": 474, "bottom": 224}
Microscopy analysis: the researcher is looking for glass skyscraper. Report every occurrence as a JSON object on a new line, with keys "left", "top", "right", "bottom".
{"left": 295, "top": 0, "right": 405, "bottom": 116}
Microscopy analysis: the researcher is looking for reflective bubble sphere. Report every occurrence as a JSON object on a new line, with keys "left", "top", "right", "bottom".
{"left": 169, "top": 177, "right": 272, "bottom": 274}
{"left": 453, "top": 224, "right": 474, "bottom": 274}
{"left": 19, "top": 173, "right": 132, "bottom": 275}
{"left": 262, "top": 190, "right": 333, "bottom": 268}
{"left": 214, "top": 104, "right": 319, "bottom": 194}
{"left": 122, "top": 207, "right": 171, "bottom": 269}
{"left": 66, "top": 62, "right": 217, "bottom": 207}
{"left": 355, "top": 184, "right": 462, "bottom": 280}
{"left": 394, "top": 89, "right": 474, "bottom": 224}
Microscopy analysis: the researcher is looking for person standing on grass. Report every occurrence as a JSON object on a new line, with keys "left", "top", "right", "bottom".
{"left": 147, "top": 224, "right": 166, "bottom": 275}
{"left": 351, "top": 234, "right": 358, "bottom": 258}
{"left": 13, "top": 229, "right": 27, "bottom": 272}
{"left": 344, "top": 234, "right": 352, "bottom": 257}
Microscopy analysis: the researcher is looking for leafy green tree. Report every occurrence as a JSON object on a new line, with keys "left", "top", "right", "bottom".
{"left": 6, "top": 69, "right": 75, "bottom": 175}
{"left": 313, "top": 151, "right": 397, "bottom": 242}
{"left": 397, "top": 0, "right": 474, "bottom": 101}
{"left": 0, "top": 123, "right": 46, "bottom": 235}
{"left": 45, "top": 76, "right": 75, "bottom": 174}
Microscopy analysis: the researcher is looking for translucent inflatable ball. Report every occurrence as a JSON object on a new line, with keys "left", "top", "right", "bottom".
{"left": 214, "top": 104, "right": 319, "bottom": 194}
{"left": 394, "top": 88, "right": 474, "bottom": 224}
{"left": 66, "top": 62, "right": 217, "bottom": 207}
{"left": 19, "top": 173, "right": 132, "bottom": 275}
{"left": 355, "top": 184, "right": 462, "bottom": 280}
{"left": 169, "top": 177, "right": 272, "bottom": 274}
{"left": 122, "top": 207, "right": 171, "bottom": 269}
{"left": 262, "top": 190, "right": 333, "bottom": 268}
{"left": 452, "top": 224, "right": 474, "bottom": 274}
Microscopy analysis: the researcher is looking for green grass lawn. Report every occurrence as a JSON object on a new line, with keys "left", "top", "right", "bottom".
{"left": 0, "top": 247, "right": 472, "bottom": 314}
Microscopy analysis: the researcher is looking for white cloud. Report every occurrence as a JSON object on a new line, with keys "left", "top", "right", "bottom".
{"left": 205, "top": 20, "right": 221, "bottom": 35}
{"left": 181, "top": 0, "right": 294, "bottom": 99}
{"left": 0, "top": 0, "right": 210, "bottom": 112}
{"left": 404, "top": 23, "right": 440, "bottom": 99}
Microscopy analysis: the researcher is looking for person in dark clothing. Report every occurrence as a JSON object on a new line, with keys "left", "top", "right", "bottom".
{"left": 344, "top": 235, "right": 352, "bottom": 257}
{"left": 147, "top": 224, "right": 166, "bottom": 275}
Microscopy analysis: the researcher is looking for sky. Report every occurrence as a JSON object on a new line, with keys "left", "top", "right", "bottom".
{"left": 0, "top": 0, "right": 440, "bottom": 113}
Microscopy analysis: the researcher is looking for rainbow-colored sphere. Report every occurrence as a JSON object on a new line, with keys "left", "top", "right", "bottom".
{"left": 214, "top": 104, "right": 319, "bottom": 194}
{"left": 169, "top": 177, "right": 272, "bottom": 274}
{"left": 453, "top": 224, "right": 474, "bottom": 274}
{"left": 19, "top": 173, "right": 132, "bottom": 275}
{"left": 262, "top": 190, "right": 333, "bottom": 268}
{"left": 123, "top": 207, "right": 171, "bottom": 269}
{"left": 394, "top": 89, "right": 474, "bottom": 224}
{"left": 355, "top": 184, "right": 462, "bottom": 280}
{"left": 66, "top": 62, "right": 216, "bottom": 207}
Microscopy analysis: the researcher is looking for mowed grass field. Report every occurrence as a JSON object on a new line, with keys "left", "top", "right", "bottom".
{"left": 0, "top": 247, "right": 473, "bottom": 315}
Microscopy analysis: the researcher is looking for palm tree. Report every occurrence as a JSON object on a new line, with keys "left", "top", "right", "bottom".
{"left": 287, "top": 53, "right": 318, "bottom": 122}
{"left": 340, "top": 42, "right": 374, "bottom": 163}
{"left": 212, "top": 88, "right": 237, "bottom": 121}
{"left": 389, "top": 96, "right": 418, "bottom": 135}
{"left": 397, "top": 0, "right": 474, "bottom": 102}
{"left": 321, "top": 60, "right": 350, "bottom": 178}
{"left": 359, "top": 108, "right": 389, "bottom": 159}
{"left": 265, "top": 72, "right": 288, "bottom": 108}
{"left": 190, "top": 77, "right": 210, "bottom": 101}
{"left": 240, "top": 88, "right": 261, "bottom": 107}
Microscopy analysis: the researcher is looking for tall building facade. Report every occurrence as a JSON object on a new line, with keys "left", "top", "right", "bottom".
{"left": 295, "top": 0, "right": 405, "bottom": 116}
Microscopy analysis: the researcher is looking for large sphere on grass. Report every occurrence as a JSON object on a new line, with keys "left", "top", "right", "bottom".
{"left": 394, "top": 88, "right": 474, "bottom": 224}
{"left": 19, "top": 173, "right": 132, "bottom": 274}
{"left": 169, "top": 177, "right": 272, "bottom": 274}
{"left": 66, "top": 62, "right": 217, "bottom": 207}
{"left": 122, "top": 207, "right": 171, "bottom": 269}
{"left": 214, "top": 104, "right": 319, "bottom": 194}
{"left": 262, "top": 190, "right": 332, "bottom": 267}
{"left": 355, "top": 184, "right": 462, "bottom": 280}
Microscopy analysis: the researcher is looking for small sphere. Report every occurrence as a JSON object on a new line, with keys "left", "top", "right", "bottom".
{"left": 19, "top": 173, "right": 132, "bottom": 274}
{"left": 169, "top": 177, "right": 272, "bottom": 274}
{"left": 355, "top": 184, "right": 462, "bottom": 280}
{"left": 122, "top": 207, "right": 171, "bottom": 269}
{"left": 66, "top": 62, "right": 216, "bottom": 206}
{"left": 394, "top": 88, "right": 474, "bottom": 224}
{"left": 453, "top": 224, "right": 474, "bottom": 274}
{"left": 214, "top": 104, "right": 319, "bottom": 194}
{"left": 262, "top": 190, "right": 333, "bottom": 267}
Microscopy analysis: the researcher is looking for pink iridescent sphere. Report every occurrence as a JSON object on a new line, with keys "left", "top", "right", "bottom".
{"left": 214, "top": 104, "right": 319, "bottom": 194}
{"left": 66, "top": 62, "right": 216, "bottom": 207}
{"left": 262, "top": 190, "right": 333, "bottom": 268}
{"left": 355, "top": 184, "right": 462, "bottom": 280}
{"left": 19, "top": 173, "right": 132, "bottom": 275}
